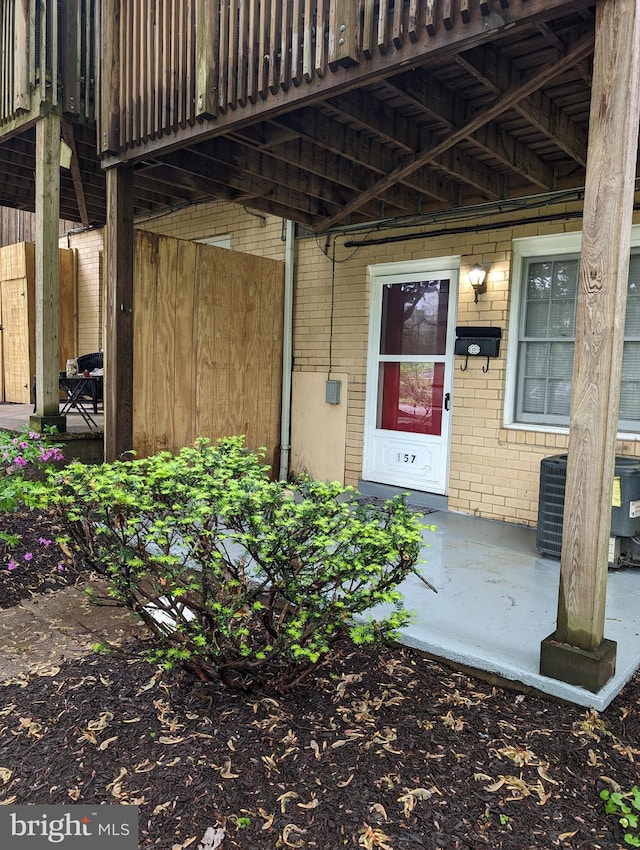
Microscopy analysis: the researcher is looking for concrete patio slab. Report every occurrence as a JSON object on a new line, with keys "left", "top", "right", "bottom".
{"left": 394, "top": 511, "right": 640, "bottom": 710}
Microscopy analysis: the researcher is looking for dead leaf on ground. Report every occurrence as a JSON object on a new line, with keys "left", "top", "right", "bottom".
{"left": 440, "top": 711, "right": 464, "bottom": 732}
{"left": 280, "top": 823, "right": 306, "bottom": 848}
{"left": 358, "top": 823, "right": 394, "bottom": 849}
{"left": 277, "top": 791, "right": 300, "bottom": 813}
{"left": 219, "top": 759, "right": 240, "bottom": 779}
{"left": 558, "top": 830, "right": 579, "bottom": 841}
{"left": 297, "top": 795, "right": 320, "bottom": 810}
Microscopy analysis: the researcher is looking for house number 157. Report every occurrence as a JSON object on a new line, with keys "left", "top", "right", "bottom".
{"left": 397, "top": 452, "right": 416, "bottom": 464}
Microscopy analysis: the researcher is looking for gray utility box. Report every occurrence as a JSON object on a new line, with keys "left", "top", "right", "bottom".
{"left": 537, "top": 454, "right": 640, "bottom": 559}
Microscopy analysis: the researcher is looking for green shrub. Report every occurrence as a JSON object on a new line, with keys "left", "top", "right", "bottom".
{"left": 42, "top": 436, "right": 430, "bottom": 691}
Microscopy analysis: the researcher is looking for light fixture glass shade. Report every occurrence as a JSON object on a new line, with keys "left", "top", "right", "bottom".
{"left": 468, "top": 263, "right": 486, "bottom": 288}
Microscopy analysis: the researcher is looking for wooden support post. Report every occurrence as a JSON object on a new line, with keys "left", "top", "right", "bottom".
{"left": 328, "top": 0, "right": 359, "bottom": 69}
{"left": 540, "top": 0, "right": 640, "bottom": 692}
{"left": 30, "top": 113, "right": 66, "bottom": 435}
{"left": 104, "top": 164, "right": 134, "bottom": 462}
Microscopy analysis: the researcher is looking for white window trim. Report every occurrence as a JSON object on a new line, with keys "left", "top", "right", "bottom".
{"left": 504, "top": 226, "right": 640, "bottom": 438}
{"left": 195, "top": 235, "right": 231, "bottom": 249}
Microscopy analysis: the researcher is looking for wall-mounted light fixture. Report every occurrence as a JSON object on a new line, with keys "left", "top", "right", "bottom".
{"left": 468, "top": 263, "right": 487, "bottom": 303}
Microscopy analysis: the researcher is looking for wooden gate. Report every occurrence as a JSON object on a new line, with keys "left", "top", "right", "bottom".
{"left": 0, "top": 243, "right": 76, "bottom": 403}
{"left": 133, "top": 231, "right": 284, "bottom": 470}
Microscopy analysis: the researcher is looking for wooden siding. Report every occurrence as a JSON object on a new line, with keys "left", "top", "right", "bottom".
{"left": 0, "top": 0, "right": 96, "bottom": 130}
{"left": 99, "top": 0, "right": 592, "bottom": 156}
{"left": 133, "top": 230, "right": 284, "bottom": 469}
{"left": 0, "top": 208, "right": 80, "bottom": 247}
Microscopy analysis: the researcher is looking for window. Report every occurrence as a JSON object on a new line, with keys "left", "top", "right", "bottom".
{"left": 508, "top": 231, "right": 640, "bottom": 433}
{"left": 196, "top": 235, "right": 231, "bottom": 249}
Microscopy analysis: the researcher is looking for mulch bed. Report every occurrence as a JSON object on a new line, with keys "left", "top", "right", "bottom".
{"left": 0, "top": 508, "right": 638, "bottom": 850}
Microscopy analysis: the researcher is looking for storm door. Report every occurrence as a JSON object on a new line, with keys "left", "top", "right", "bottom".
{"left": 363, "top": 263, "right": 457, "bottom": 493}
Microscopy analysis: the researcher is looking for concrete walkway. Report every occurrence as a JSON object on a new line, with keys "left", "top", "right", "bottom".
{"left": 0, "top": 579, "right": 144, "bottom": 683}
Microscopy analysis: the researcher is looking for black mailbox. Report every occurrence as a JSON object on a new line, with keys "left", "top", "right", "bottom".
{"left": 455, "top": 326, "right": 502, "bottom": 371}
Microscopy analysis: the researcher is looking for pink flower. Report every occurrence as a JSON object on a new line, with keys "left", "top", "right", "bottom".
{"left": 13, "top": 456, "right": 28, "bottom": 468}
{"left": 23, "top": 552, "right": 33, "bottom": 562}
{"left": 56, "top": 563, "right": 65, "bottom": 572}
{"left": 39, "top": 447, "right": 64, "bottom": 463}
{"left": 38, "top": 537, "right": 53, "bottom": 546}
{"left": 7, "top": 560, "right": 17, "bottom": 571}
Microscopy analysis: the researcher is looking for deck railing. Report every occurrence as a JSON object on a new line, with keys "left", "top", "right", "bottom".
{"left": 0, "top": 0, "right": 96, "bottom": 130}
{"left": 99, "top": 0, "right": 502, "bottom": 155}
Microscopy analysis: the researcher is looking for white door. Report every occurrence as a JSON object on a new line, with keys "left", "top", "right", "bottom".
{"left": 363, "top": 261, "right": 458, "bottom": 494}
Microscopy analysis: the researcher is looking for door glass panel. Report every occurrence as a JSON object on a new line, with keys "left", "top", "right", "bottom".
{"left": 378, "top": 362, "right": 444, "bottom": 435}
{"left": 380, "top": 280, "right": 449, "bottom": 356}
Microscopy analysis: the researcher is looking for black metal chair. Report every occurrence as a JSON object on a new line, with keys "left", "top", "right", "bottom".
{"left": 75, "top": 352, "right": 104, "bottom": 412}
{"left": 32, "top": 352, "right": 104, "bottom": 414}
{"left": 76, "top": 352, "right": 104, "bottom": 374}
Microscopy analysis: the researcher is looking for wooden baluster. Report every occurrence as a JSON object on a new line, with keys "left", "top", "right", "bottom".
{"left": 443, "top": 0, "right": 453, "bottom": 31}
{"left": 228, "top": 0, "right": 238, "bottom": 108}
{"left": 268, "top": 0, "right": 281, "bottom": 94}
{"left": 132, "top": 0, "right": 140, "bottom": 141}
{"left": 16, "top": 0, "right": 30, "bottom": 112}
{"left": 377, "top": 0, "right": 389, "bottom": 55}
{"left": 315, "top": 0, "right": 325, "bottom": 79}
{"left": 218, "top": 0, "right": 229, "bottom": 112}
{"left": 362, "top": 0, "right": 375, "bottom": 57}
{"left": 392, "top": 0, "right": 403, "bottom": 48}
{"left": 291, "top": 0, "right": 303, "bottom": 86}
{"left": 425, "top": 0, "right": 436, "bottom": 36}
{"left": 185, "top": 0, "right": 194, "bottom": 125}
{"left": 247, "top": 0, "right": 258, "bottom": 102}
{"left": 237, "top": 0, "right": 248, "bottom": 106}
{"left": 179, "top": 0, "right": 188, "bottom": 126}
{"left": 257, "top": 0, "right": 268, "bottom": 99}
{"left": 280, "top": 0, "right": 292, "bottom": 90}
{"left": 303, "top": 0, "right": 314, "bottom": 81}
{"left": 408, "top": 0, "right": 420, "bottom": 43}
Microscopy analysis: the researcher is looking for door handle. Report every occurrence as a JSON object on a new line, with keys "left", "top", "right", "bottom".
{"left": 444, "top": 392, "right": 451, "bottom": 411}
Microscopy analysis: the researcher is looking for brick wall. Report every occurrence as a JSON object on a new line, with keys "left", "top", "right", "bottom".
{"left": 292, "top": 199, "right": 640, "bottom": 525}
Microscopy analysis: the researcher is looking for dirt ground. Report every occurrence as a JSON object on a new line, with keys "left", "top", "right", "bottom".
{"left": 0, "top": 508, "right": 638, "bottom": 850}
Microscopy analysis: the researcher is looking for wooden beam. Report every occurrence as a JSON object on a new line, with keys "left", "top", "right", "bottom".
{"left": 327, "top": 89, "right": 505, "bottom": 198}
{"left": 100, "top": 0, "right": 120, "bottom": 153}
{"left": 60, "top": 0, "right": 81, "bottom": 114}
{"left": 31, "top": 113, "right": 65, "bottom": 432}
{"left": 540, "top": 0, "right": 640, "bottom": 691}
{"left": 371, "top": 77, "right": 555, "bottom": 190}
{"left": 105, "top": 165, "right": 135, "bottom": 461}
{"left": 61, "top": 118, "right": 90, "bottom": 227}
{"left": 456, "top": 43, "right": 589, "bottom": 166}
{"left": 314, "top": 32, "right": 594, "bottom": 231}
{"left": 328, "top": 0, "right": 359, "bottom": 69}
{"left": 273, "top": 109, "right": 459, "bottom": 206}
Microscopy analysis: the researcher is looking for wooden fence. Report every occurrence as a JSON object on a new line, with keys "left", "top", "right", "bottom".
{"left": 132, "top": 230, "right": 284, "bottom": 469}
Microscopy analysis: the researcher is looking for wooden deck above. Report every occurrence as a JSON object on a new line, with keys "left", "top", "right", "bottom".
{"left": 0, "top": 1, "right": 604, "bottom": 231}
